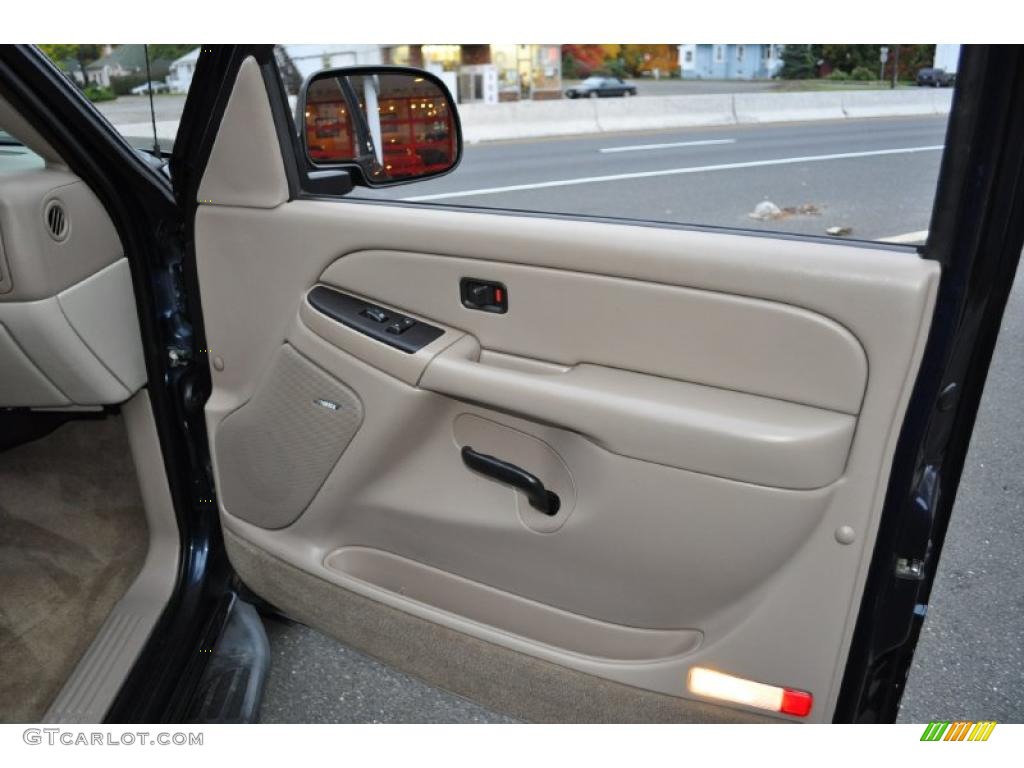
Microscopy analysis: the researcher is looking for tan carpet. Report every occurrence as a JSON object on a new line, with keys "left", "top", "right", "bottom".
{"left": 0, "top": 415, "right": 148, "bottom": 722}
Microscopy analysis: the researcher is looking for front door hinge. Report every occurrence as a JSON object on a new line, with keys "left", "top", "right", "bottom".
{"left": 893, "top": 464, "right": 940, "bottom": 580}
{"left": 168, "top": 345, "right": 193, "bottom": 367}
{"left": 894, "top": 558, "right": 927, "bottom": 580}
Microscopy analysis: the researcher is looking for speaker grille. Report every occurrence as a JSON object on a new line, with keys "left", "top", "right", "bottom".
{"left": 216, "top": 344, "right": 363, "bottom": 528}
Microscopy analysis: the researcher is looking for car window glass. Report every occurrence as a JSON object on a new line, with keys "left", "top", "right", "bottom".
{"left": 0, "top": 126, "right": 45, "bottom": 173}
{"left": 53, "top": 43, "right": 955, "bottom": 248}
{"left": 37, "top": 44, "right": 199, "bottom": 154}
{"left": 325, "top": 43, "right": 957, "bottom": 246}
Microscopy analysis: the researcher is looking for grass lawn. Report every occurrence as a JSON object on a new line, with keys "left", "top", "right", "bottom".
{"left": 772, "top": 80, "right": 920, "bottom": 91}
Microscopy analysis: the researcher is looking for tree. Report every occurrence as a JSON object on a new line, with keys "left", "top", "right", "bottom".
{"left": 896, "top": 45, "right": 936, "bottom": 79}
{"left": 38, "top": 44, "right": 102, "bottom": 84}
{"left": 778, "top": 44, "right": 937, "bottom": 81}
{"left": 618, "top": 45, "right": 678, "bottom": 76}
{"left": 147, "top": 44, "right": 199, "bottom": 63}
{"left": 820, "top": 45, "right": 882, "bottom": 75}
{"left": 561, "top": 52, "right": 580, "bottom": 80}
{"left": 778, "top": 45, "right": 821, "bottom": 79}
{"left": 560, "top": 45, "right": 608, "bottom": 77}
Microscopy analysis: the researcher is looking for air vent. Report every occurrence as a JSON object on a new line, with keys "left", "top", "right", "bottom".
{"left": 44, "top": 199, "right": 70, "bottom": 242}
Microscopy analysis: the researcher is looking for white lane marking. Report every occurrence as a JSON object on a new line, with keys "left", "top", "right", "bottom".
{"left": 599, "top": 139, "right": 736, "bottom": 154}
{"left": 879, "top": 230, "right": 929, "bottom": 244}
{"left": 402, "top": 145, "right": 945, "bottom": 202}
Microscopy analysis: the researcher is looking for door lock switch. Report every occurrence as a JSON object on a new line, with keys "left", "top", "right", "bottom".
{"left": 470, "top": 284, "right": 495, "bottom": 305}
{"left": 361, "top": 307, "right": 389, "bottom": 323}
{"left": 460, "top": 278, "right": 508, "bottom": 313}
{"left": 386, "top": 317, "right": 416, "bottom": 335}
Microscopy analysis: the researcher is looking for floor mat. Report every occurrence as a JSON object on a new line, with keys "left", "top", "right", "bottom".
{"left": 0, "top": 415, "right": 147, "bottom": 722}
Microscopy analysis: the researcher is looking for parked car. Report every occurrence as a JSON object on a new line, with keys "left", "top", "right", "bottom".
{"left": 130, "top": 80, "right": 169, "bottom": 95}
{"left": 565, "top": 75, "right": 637, "bottom": 98}
{"left": 917, "top": 67, "right": 954, "bottom": 87}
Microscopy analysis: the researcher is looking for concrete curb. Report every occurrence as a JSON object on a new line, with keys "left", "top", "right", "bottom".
{"left": 459, "top": 89, "right": 952, "bottom": 143}
{"left": 733, "top": 92, "right": 845, "bottom": 124}
{"left": 111, "top": 90, "right": 952, "bottom": 146}
{"left": 595, "top": 94, "right": 735, "bottom": 133}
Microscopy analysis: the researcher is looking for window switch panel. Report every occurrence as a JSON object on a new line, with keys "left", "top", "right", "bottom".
{"left": 386, "top": 318, "right": 416, "bottom": 335}
{"left": 307, "top": 286, "right": 443, "bottom": 354}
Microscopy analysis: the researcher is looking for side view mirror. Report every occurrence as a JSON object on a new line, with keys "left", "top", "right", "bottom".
{"left": 298, "top": 66, "right": 462, "bottom": 187}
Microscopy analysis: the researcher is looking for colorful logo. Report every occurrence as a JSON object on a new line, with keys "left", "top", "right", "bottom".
{"left": 921, "top": 721, "right": 997, "bottom": 741}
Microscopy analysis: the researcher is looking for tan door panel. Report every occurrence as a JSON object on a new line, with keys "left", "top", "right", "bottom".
{"left": 420, "top": 334, "right": 855, "bottom": 490}
{"left": 320, "top": 250, "right": 868, "bottom": 413}
{"left": 194, "top": 60, "right": 940, "bottom": 721}
{"left": 323, "top": 546, "right": 703, "bottom": 661}
{"left": 197, "top": 201, "right": 938, "bottom": 722}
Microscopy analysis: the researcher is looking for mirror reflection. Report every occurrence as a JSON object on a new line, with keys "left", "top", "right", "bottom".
{"left": 304, "top": 71, "right": 457, "bottom": 183}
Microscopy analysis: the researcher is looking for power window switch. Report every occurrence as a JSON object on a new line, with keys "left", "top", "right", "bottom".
{"left": 361, "top": 307, "right": 389, "bottom": 323}
{"left": 386, "top": 317, "right": 416, "bottom": 335}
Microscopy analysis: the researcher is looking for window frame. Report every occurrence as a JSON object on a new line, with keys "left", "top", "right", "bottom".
{"left": 262, "top": 50, "right": 935, "bottom": 253}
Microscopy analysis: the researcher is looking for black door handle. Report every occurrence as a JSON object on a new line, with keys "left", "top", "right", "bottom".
{"left": 461, "top": 446, "right": 560, "bottom": 516}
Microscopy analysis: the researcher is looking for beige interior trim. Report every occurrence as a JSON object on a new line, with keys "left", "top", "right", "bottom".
{"left": 44, "top": 390, "right": 180, "bottom": 723}
{"left": 194, "top": 64, "right": 941, "bottom": 722}
{"left": 0, "top": 259, "right": 144, "bottom": 406}
{"left": 0, "top": 321, "right": 69, "bottom": 406}
{"left": 214, "top": 343, "right": 365, "bottom": 529}
{"left": 321, "top": 249, "right": 869, "bottom": 414}
{"left": 227, "top": 529, "right": 771, "bottom": 724}
{"left": 196, "top": 56, "right": 288, "bottom": 209}
{"left": 0, "top": 93, "right": 65, "bottom": 168}
{"left": 199, "top": 201, "right": 939, "bottom": 722}
{"left": 56, "top": 259, "right": 146, "bottom": 395}
{"left": 325, "top": 546, "right": 703, "bottom": 662}
{"left": 421, "top": 334, "right": 855, "bottom": 490}
{"left": 0, "top": 169, "right": 124, "bottom": 303}
{"left": 298, "top": 291, "right": 464, "bottom": 387}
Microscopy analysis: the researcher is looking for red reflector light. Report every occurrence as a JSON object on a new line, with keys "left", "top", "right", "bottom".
{"left": 780, "top": 688, "right": 814, "bottom": 717}
{"left": 687, "top": 667, "right": 813, "bottom": 718}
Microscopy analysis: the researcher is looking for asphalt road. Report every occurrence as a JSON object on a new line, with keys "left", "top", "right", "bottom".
{"left": 95, "top": 93, "right": 187, "bottom": 123}
{"left": 256, "top": 114, "right": 1023, "bottom": 724}
{"left": 361, "top": 115, "right": 950, "bottom": 242}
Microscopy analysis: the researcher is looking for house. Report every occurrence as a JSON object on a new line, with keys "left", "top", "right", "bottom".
{"left": 933, "top": 44, "right": 961, "bottom": 74}
{"left": 166, "top": 48, "right": 200, "bottom": 94}
{"left": 381, "top": 45, "right": 561, "bottom": 103}
{"left": 167, "top": 45, "right": 387, "bottom": 96}
{"left": 84, "top": 44, "right": 171, "bottom": 88}
{"left": 678, "top": 44, "right": 783, "bottom": 80}
{"left": 84, "top": 44, "right": 142, "bottom": 87}
{"left": 58, "top": 58, "right": 86, "bottom": 85}
{"left": 279, "top": 45, "right": 383, "bottom": 79}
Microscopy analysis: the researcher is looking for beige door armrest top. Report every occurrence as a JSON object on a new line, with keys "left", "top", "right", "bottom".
{"left": 298, "top": 291, "right": 465, "bottom": 387}
{"left": 419, "top": 335, "right": 855, "bottom": 490}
